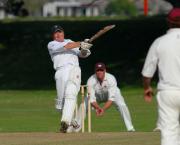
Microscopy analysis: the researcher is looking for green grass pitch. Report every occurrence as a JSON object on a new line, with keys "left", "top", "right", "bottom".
{"left": 0, "top": 87, "right": 160, "bottom": 145}
{"left": 0, "top": 87, "right": 157, "bottom": 132}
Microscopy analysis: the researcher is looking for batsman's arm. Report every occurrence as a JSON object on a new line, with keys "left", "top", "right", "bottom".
{"left": 48, "top": 40, "right": 80, "bottom": 54}
{"left": 64, "top": 42, "right": 80, "bottom": 49}
{"left": 48, "top": 41, "right": 67, "bottom": 54}
{"left": 65, "top": 40, "right": 92, "bottom": 50}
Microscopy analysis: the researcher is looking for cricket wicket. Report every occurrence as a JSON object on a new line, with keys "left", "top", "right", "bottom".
{"left": 80, "top": 85, "right": 92, "bottom": 133}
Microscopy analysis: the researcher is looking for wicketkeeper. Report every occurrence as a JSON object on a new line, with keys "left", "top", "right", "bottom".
{"left": 73, "top": 62, "right": 135, "bottom": 132}
{"left": 47, "top": 25, "right": 92, "bottom": 133}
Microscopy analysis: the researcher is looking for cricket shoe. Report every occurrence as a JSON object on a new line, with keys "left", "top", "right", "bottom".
{"left": 71, "top": 120, "right": 81, "bottom": 133}
{"left": 60, "top": 121, "right": 69, "bottom": 133}
{"left": 153, "top": 127, "right": 160, "bottom": 132}
{"left": 128, "top": 128, "right": 135, "bottom": 132}
{"left": 66, "top": 126, "right": 74, "bottom": 133}
{"left": 66, "top": 120, "right": 81, "bottom": 133}
{"left": 73, "top": 126, "right": 82, "bottom": 133}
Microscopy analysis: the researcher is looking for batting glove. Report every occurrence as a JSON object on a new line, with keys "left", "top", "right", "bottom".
{"left": 80, "top": 48, "right": 91, "bottom": 56}
{"left": 84, "top": 38, "right": 90, "bottom": 43}
{"left": 80, "top": 41, "right": 93, "bottom": 50}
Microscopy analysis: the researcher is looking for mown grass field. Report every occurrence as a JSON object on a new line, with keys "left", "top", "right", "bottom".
{"left": 0, "top": 87, "right": 159, "bottom": 145}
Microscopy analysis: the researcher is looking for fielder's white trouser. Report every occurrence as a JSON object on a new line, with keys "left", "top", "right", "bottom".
{"left": 75, "top": 89, "right": 134, "bottom": 131}
{"left": 55, "top": 65, "right": 81, "bottom": 125}
{"left": 113, "top": 89, "right": 135, "bottom": 131}
{"left": 156, "top": 90, "right": 180, "bottom": 145}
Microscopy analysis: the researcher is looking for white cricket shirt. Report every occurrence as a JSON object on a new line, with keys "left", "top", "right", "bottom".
{"left": 142, "top": 28, "right": 180, "bottom": 90}
{"left": 48, "top": 39, "right": 81, "bottom": 70}
{"left": 87, "top": 72, "right": 118, "bottom": 103}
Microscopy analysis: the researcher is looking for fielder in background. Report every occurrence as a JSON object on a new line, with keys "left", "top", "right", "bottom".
{"left": 142, "top": 8, "right": 180, "bottom": 145}
{"left": 75, "top": 62, "right": 135, "bottom": 132}
{"left": 47, "top": 25, "right": 92, "bottom": 133}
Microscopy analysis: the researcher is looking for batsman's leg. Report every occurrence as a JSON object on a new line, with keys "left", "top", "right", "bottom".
{"left": 114, "top": 89, "right": 135, "bottom": 131}
{"left": 60, "top": 66, "right": 81, "bottom": 133}
{"left": 55, "top": 70, "right": 67, "bottom": 111}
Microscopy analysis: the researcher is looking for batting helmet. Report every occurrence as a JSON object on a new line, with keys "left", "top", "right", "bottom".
{"left": 51, "top": 25, "right": 64, "bottom": 33}
{"left": 167, "top": 8, "right": 180, "bottom": 27}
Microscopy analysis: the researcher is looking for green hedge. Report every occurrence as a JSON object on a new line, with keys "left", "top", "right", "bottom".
{"left": 0, "top": 16, "right": 167, "bottom": 89}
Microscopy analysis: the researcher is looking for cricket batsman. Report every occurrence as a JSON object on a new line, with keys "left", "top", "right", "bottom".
{"left": 47, "top": 25, "right": 92, "bottom": 133}
{"left": 142, "top": 8, "right": 180, "bottom": 145}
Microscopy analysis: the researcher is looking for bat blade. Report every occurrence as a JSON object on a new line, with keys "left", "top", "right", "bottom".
{"left": 88, "top": 25, "right": 116, "bottom": 43}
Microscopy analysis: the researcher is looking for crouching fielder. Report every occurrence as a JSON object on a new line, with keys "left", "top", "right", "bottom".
{"left": 47, "top": 25, "right": 92, "bottom": 133}
{"left": 75, "top": 62, "right": 135, "bottom": 132}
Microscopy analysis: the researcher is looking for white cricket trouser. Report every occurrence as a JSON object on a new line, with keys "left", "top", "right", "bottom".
{"left": 156, "top": 90, "right": 180, "bottom": 145}
{"left": 55, "top": 66, "right": 70, "bottom": 110}
{"left": 113, "top": 89, "right": 135, "bottom": 131}
{"left": 55, "top": 65, "right": 81, "bottom": 125}
{"left": 76, "top": 89, "right": 134, "bottom": 131}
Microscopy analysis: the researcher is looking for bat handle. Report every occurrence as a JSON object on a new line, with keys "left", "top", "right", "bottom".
{"left": 84, "top": 39, "right": 92, "bottom": 43}
{"left": 87, "top": 39, "right": 92, "bottom": 43}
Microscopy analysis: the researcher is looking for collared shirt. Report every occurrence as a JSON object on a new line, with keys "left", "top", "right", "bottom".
{"left": 47, "top": 39, "right": 90, "bottom": 70}
{"left": 142, "top": 28, "right": 180, "bottom": 90}
{"left": 87, "top": 72, "right": 118, "bottom": 103}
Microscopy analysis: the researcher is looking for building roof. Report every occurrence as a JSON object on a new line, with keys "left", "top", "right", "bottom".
{"left": 44, "top": 1, "right": 100, "bottom": 8}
